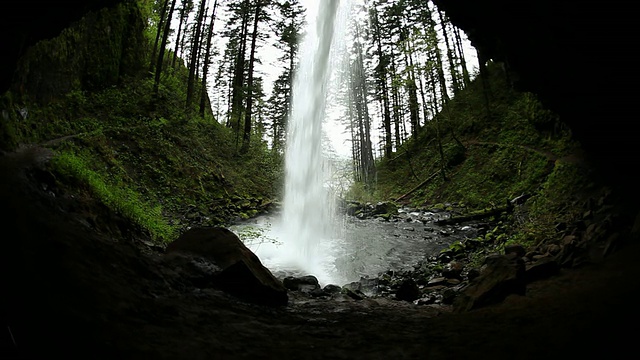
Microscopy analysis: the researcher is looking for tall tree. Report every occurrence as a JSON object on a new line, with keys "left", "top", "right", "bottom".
{"left": 266, "top": 73, "right": 289, "bottom": 152}
{"left": 185, "top": 0, "right": 207, "bottom": 110}
{"left": 403, "top": 32, "right": 421, "bottom": 134}
{"left": 269, "top": 0, "right": 305, "bottom": 152}
{"left": 150, "top": 0, "right": 170, "bottom": 73}
{"left": 199, "top": 0, "right": 219, "bottom": 118}
{"left": 227, "top": 0, "right": 251, "bottom": 141}
{"left": 369, "top": 3, "right": 393, "bottom": 158}
{"left": 350, "top": 21, "right": 375, "bottom": 185}
{"left": 172, "top": 0, "right": 194, "bottom": 68}
{"left": 425, "top": 1, "right": 450, "bottom": 105}
{"left": 152, "top": 0, "right": 177, "bottom": 99}
{"left": 241, "top": 0, "right": 265, "bottom": 153}
{"left": 437, "top": 8, "right": 461, "bottom": 94}
{"left": 453, "top": 26, "right": 471, "bottom": 87}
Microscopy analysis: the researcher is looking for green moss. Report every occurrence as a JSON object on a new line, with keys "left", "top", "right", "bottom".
{"left": 50, "top": 150, "right": 177, "bottom": 243}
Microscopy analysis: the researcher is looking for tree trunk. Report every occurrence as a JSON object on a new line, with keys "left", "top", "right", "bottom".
{"left": 241, "top": 2, "right": 262, "bottom": 153}
{"left": 185, "top": 0, "right": 207, "bottom": 110}
{"left": 427, "top": 51, "right": 447, "bottom": 182}
{"left": 417, "top": 60, "right": 430, "bottom": 129}
{"left": 150, "top": 0, "right": 170, "bottom": 74}
{"left": 230, "top": 4, "right": 250, "bottom": 144}
{"left": 352, "top": 22, "right": 375, "bottom": 186}
{"left": 371, "top": 6, "right": 392, "bottom": 159}
{"left": 390, "top": 52, "right": 401, "bottom": 150}
{"left": 437, "top": 8, "right": 460, "bottom": 94}
{"left": 453, "top": 26, "right": 471, "bottom": 87}
{"left": 171, "top": 5, "right": 185, "bottom": 68}
{"left": 152, "top": 0, "right": 177, "bottom": 101}
{"left": 404, "top": 34, "right": 420, "bottom": 136}
{"left": 199, "top": 0, "right": 218, "bottom": 118}
{"left": 425, "top": 3, "right": 450, "bottom": 105}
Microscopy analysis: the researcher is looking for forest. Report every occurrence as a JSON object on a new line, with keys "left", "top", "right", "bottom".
{"left": 2, "top": 0, "right": 638, "bottom": 358}
{"left": 0, "top": 0, "right": 589, "bottom": 247}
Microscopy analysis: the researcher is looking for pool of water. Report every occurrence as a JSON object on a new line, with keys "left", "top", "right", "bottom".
{"left": 230, "top": 210, "right": 481, "bottom": 287}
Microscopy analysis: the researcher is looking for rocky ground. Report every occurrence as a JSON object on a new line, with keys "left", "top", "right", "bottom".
{"left": 2, "top": 146, "right": 639, "bottom": 360}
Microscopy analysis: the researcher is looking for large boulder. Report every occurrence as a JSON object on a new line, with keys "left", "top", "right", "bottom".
{"left": 453, "top": 254, "right": 526, "bottom": 312}
{"left": 165, "top": 227, "right": 288, "bottom": 306}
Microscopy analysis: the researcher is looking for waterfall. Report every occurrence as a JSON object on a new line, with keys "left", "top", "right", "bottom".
{"left": 278, "top": 0, "right": 352, "bottom": 285}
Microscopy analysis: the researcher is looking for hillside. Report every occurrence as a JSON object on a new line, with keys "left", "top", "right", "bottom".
{"left": 350, "top": 62, "right": 633, "bottom": 260}
{"left": 1, "top": 0, "right": 283, "bottom": 244}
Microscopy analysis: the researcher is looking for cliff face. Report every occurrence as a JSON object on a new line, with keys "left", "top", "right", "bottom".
{"left": 7, "top": 1, "right": 146, "bottom": 104}
{"left": 433, "top": 0, "right": 638, "bottom": 202}
{"left": 0, "top": 0, "right": 128, "bottom": 95}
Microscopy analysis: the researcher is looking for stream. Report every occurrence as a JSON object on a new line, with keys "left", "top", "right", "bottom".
{"left": 230, "top": 207, "right": 484, "bottom": 288}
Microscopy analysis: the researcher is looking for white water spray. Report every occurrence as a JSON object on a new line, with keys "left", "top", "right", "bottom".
{"left": 236, "top": 1, "right": 353, "bottom": 286}
{"left": 276, "top": 0, "right": 352, "bottom": 285}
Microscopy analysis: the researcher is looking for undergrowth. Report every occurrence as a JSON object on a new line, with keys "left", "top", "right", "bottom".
{"left": 349, "top": 62, "right": 587, "bottom": 250}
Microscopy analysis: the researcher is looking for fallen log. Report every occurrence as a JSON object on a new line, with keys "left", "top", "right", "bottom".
{"left": 395, "top": 170, "right": 440, "bottom": 202}
{"left": 435, "top": 204, "right": 512, "bottom": 225}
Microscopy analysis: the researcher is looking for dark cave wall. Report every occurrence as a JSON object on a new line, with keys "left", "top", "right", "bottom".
{"left": 11, "top": 2, "right": 147, "bottom": 104}
{"left": 0, "top": 0, "right": 144, "bottom": 151}
{"left": 0, "top": 0, "right": 129, "bottom": 96}
{"left": 433, "top": 0, "right": 638, "bottom": 199}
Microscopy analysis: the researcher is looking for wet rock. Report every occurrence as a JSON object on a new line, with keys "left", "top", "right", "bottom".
{"left": 445, "top": 278, "right": 461, "bottom": 286}
{"left": 283, "top": 275, "right": 320, "bottom": 293}
{"left": 342, "top": 288, "right": 364, "bottom": 300}
{"left": 442, "top": 261, "right": 464, "bottom": 279}
{"left": 525, "top": 257, "right": 560, "bottom": 283}
{"left": 322, "top": 284, "right": 342, "bottom": 294}
{"left": 395, "top": 279, "right": 420, "bottom": 302}
{"left": 427, "top": 277, "right": 448, "bottom": 287}
{"left": 373, "top": 201, "right": 398, "bottom": 216}
{"left": 546, "top": 244, "right": 561, "bottom": 255}
{"left": 561, "top": 235, "right": 578, "bottom": 246}
{"left": 414, "top": 294, "right": 437, "bottom": 305}
{"left": 467, "top": 268, "right": 481, "bottom": 281}
{"left": 358, "top": 277, "right": 380, "bottom": 295}
{"left": 163, "top": 252, "right": 222, "bottom": 288}
{"left": 165, "top": 227, "right": 288, "bottom": 306}
{"left": 442, "top": 288, "right": 458, "bottom": 305}
{"left": 504, "top": 244, "right": 526, "bottom": 258}
{"left": 343, "top": 281, "right": 360, "bottom": 292}
{"left": 453, "top": 254, "right": 526, "bottom": 313}
{"left": 309, "top": 288, "right": 328, "bottom": 298}
{"left": 437, "top": 252, "right": 453, "bottom": 263}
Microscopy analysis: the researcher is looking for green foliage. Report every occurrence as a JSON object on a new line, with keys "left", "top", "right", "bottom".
{"left": 231, "top": 223, "right": 281, "bottom": 247}
{"left": 345, "top": 181, "right": 380, "bottom": 203}
{"left": 359, "top": 62, "right": 579, "bottom": 212}
{"left": 346, "top": 62, "right": 590, "bottom": 254}
{"left": 50, "top": 150, "right": 177, "bottom": 243}
{"left": 509, "top": 160, "right": 592, "bottom": 247}
{"left": 1, "top": 0, "right": 284, "bottom": 243}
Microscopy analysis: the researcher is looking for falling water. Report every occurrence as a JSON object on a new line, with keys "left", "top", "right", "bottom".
{"left": 232, "top": 1, "right": 353, "bottom": 286}
{"left": 268, "top": 0, "right": 352, "bottom": 285}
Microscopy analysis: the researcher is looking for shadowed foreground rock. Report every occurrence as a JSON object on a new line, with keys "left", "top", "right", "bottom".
{"left": 165, "top": 227, "right": 288, "bottom": 306}
{"left": 453, "top": 254, "right": 526, "bottom": 312}
{"left": 2, "top": 146, "right": 640, "bottom": 360}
